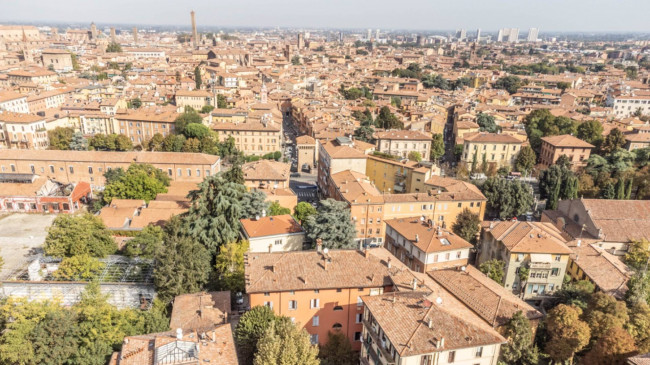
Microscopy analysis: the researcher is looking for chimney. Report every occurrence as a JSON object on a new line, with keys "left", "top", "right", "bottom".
{"left": 415, "top": 234, "right": 419, "bottom": 242}
{"left": 271, "top": 265, "right": 275, "bottom": 272}
{"left": 317, "top": 238, "right": 323, "bottom": 253}
{"left": 262, "top": 209, "right": 266, "bottom": 218}
{"left": 428, "top": 318, "right": 433, "bottom": 329}
{"left": 176, "top": 328, "right": 183, "bottom": 340}
{"left": 411, "top": 278, "right": 418, "bottom": 291}
{"left": 387, "top": 257, "right": 392, "bottom": 268}
{"left": 268, "top": 244, "right": 272, "bottom": 253}
{"left": 436, "top": 226, "right": 442, "bottom": 237}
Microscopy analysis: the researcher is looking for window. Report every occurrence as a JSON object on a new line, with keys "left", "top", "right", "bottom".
{"left": 312, "top": 316, "right": 319, "bottom": 326}
{"left": 357, "top": 296, "right": 363, "bottom": 307}
{"left": 475, "top": 346, "right": 483, "bottom": 357}
{"left": 177, "top": 168, "right": 181, "bottom": 176}
{"left": 314, "top": 289, "right": 319, "bottom": 293}
{"left": 187, "top": 168, "right": 191, "bottom": 176}
{"left": 30, "top": 165, "right": 35, "bottom": 174}
{"left": 310, "top": 334, "right": 319, "bottom": 344}
{"left": 354, "top": 332, "right": 362, "bottom": 341}
{"left": 551, "top": 268, "right": 560, "bottom": 276}
{"left": 421, "top": 355, "right": 433, "bottom": 365}
{"left": 555, "top": 255, "right": 561, "bottom": 262}
{"left": 196, "top": 169, "right": 201, "bottom": 177}
{"left": 333, "top": 306, "right": 343, "bottom": 311}
{"left": 288, "top": 300, "right": 297, "bottom": 310}
{"left": 336, "top": 288, "right": 342, "bottom": 292}
{"left": 69, "top": 166, "right": 74, "bottom": 174}
{"left": 263, "top": 301, "right": 273, "bottom": 309}
{"left": 88, "top": 166, "right": 93, "bottom": 174}
{"left": 310, "top": 299, "right": 320, "bottom": 309}
{"left": 274, "top": 239, "right": 282, "bottom": 245}
{"left": 448, "top": 351, "right": 456, "bottom": 363}
{"left": 516, "top": 253, "right": 524, "bottom": 262}
{"left": 332, "top": 323, "right": 343, "bottom": 330}
{"left": 356, "top": 313, "right": 362, "bottom": 323}
{"left": 264, "top": 292, "right": 270, "bottom": 296}
{"left": 458, "top": 202, "right": 462, "bottom": 208}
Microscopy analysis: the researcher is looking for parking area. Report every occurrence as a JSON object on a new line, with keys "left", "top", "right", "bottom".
{"left": 0, "top": 213, "right": 56, "bottom": 277}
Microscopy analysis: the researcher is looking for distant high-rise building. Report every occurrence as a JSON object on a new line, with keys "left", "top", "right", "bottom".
{"left": 367, "top": 29, "right": 372, "bottom": 41}
{"left": 416, "top": 34, "right": 424, "bottom": 46}
{"left": 297, "top": 33, "right": 304, "bottom": 49}
{"left": 110, "top": 27, "right": 116, "bottom": 43}
{"left": 497, "top": 28, "right": 519, "bottom": 43}
{"left": 90, "top": 22, "right": 97, "bottom": 40}
{"left": 190, "top": 10, "right": 198, "bottom": 49}
{"left": 339, "top": 31, "right": 343, "bottom": 44}
{"left": 375, "top": 29, "right": 380, "bottom": 40}
{"left": 475, "top": 28, "right": 481, "bottom": 43}
{"left": 527, "top": 28, "right": 539, "bottom": 42}
{"left": 456, "top": 29, "right": 467, "bottom": 42}
{"left": 132, "top": 27, "right": 138, "bottom": 44}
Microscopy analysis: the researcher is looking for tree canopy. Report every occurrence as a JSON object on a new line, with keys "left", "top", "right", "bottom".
{"left": 479, "top": 259, "right": 505, "bottom": 284}
{"left": 48, "top": 127, "right": 75, "bottom": 150}
{"left": 303, "top": 199, "right": 357, "bottom": 249}
{"left": 479, "top": 177, "right": 534, "bottom": 219}
{"left": 214, "top": 240, "right": 249, "bottom": 294}
{"left": 44, "top": 214, "right": 116, "bottom": 258}
{"left": 452, "top": 208, "right": 480, "bottom": 244}
{"left": 102, "top": 163, "right": 170, "bottom": 204}
{"left": 499, "top": 311, "right": 539, "bottom": 365}
{"left": 235, "top": 306, "right": 282, "bottom": 365}
{"left": 524, "top": 109, "right": 578, "bottom": 152}
{"left": 253, "top": 317, "right": 319, "bottom": 365}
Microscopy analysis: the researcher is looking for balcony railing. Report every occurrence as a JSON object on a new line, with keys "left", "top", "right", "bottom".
{"left": 529, "top": 262, "right": 552, "bottom": 269}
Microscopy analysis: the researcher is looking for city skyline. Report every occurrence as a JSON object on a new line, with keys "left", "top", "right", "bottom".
{"left": 2, "top": 0, "right": 650, "bottom": 32}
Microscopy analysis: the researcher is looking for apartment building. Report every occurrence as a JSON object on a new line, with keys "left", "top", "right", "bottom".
{"left": 26, "top": 89, "right": 70, "bottom": 114}
{"left": 478, "top": 221, "right": 572, "bottom": 301}
{"left": 41, "top": 49, "right": 73, "bottom": 72}
{"left": 175, "top": 89, "right": 213, "bottom": 110}
{"left": 625, "top": 127, "right": 650, "bottom": 151}
{"left": 0, "top": 112, "right": 48, "bottom": 149}
{"left": 375, "top": 130, "right": 432, "bottom": 161}
{"left": 539, "top": 134, "right": 594, "bottom": 170}
{"left": 461, "top": 132, "right": 523, "bottom": 170}
{"left": 212, "top": 116, "right": 282, "bottom": 156}
{"left": 114, "top": 107, "right": 179, "bottom": 144}
{"left": 361, "top": 292, "right": 505, "bottom": 365}
{"left": 0, "top": 91, "right": 29, "bottom": 113}
{"left": 0, "top": 150, "right": 220, "bottom": 188}
{"left": 613, "top": 95, "right": 650, "bottom": 118}
{"left": 245, "top": 248, "right": 394, "bottom": 349}
{"left": 366, "top": 155, "right": 436, "bottom": 194}
{"left": 241, "top": 159, "right": 290, "bottom": 190}
{"left": 385, "top": 218, "right": 472, "bottom": 272}
{"left": 296, "top": 135, "right": 317, "bottom": 169}
{"left": 317, "top": 136, "right": 370, "bottom": 197}
{"left": 7, "top": 68, "right": 57, "bottom": 85}
{"left": 240, "top": 214, "right": 305, "bottom": 253}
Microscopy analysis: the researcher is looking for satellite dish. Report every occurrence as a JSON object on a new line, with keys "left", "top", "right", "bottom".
{"left": 461, "top": 266, "right": 466, "bottom": 272}
{"left": 420, "top": 216, "right": 425, "bottom": 222}
{"left": 436, "top": 297, "right": 443, "bottom": 305}
{"left": 323, "top": 248, "right": 329, "bottom": 254}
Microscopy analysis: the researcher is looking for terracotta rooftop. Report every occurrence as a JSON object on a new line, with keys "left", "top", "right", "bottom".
{"left": 375, "top": 130, "right": 431, "bottom": 141}
{"left": 295, "top": 135, "right": 316, "bottom": 144}
{"left": 240, "top": 214, "right": 304, "bottom": 238}
{"left": 463, "top": 132, "right": 522, "bottom": 144}
{"left": 385, "top": 218, "right": 473, "bottom": 254}
{"left": 541, "top": 134, "right": 594, "bottom": 148}
{"left": 0, "top": 111, "right": 44, "bottom": 124}
{"left": 483, "top": 221, "right": 572, "bottom": 254}
{"left": 568, "top": 242, "right": 632, "bottom": 299}
{"left": 582, "top": 199, "right": 650, "bottom": 242}
{"left": 169, "top": 292, "right": 231, "bottom": 332}
{"left": 0, "top": 150, "right": 220, "bottom": 166}
{"left": 242, "top": 160, "right": 290, "bottom": 182}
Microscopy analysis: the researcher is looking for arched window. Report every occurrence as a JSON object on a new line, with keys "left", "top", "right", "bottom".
{"left": 333, "top": 306, "right": 343, "bottom": 311}
{"left": 332, "top": 323, "right": 343, "bottom": 330}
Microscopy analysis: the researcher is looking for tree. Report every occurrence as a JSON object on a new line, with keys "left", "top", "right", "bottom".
{"left": 494, "top": 75, "right": 522, "bottom": 94}
{"left": 627, "top": 302, "right": 650, "bottom": 352}
{"left": 184, "top": 174, "right": 246, "bottom": 254}
{"left": 153, "top": 234, "right": 212, "bottom": 302}
{"left": 452, "top": 208, "right": 480, "bottom": 244}
{"left": 214, "top": 240, "right": 249, "bottom": 293}
{"left": 375, "top": 106, "right": 403, "bottom": 129}
{"left": 557, "top": 81, "right": 571, "bottom": 92}
{"left": 584, "top": 292, "right": 629, "bottom": 341}
{"left": 515, "top": 146, "right": 536, "bottom": 174}
{"left": 268, "top": 201, "right": 291, "bottom": 216}
{"left": 123, "top": 225, "right": 164, "bottom": 258}
{"left": 44, "top": 214, "right": 116, "bottom": 258}
{"left": 52, "top": 255, "right": 105, "bottom": 281}
{"left": 627, "top": 240, "right": 650, "bottom": 271}
{"left": 69, "top": 131, "right": 87, "bottom": 150}
{"left": 319, "top": 331, "right": 356, "bottom": 365}
{"left": 184, "top": 122, "right": 211, "bottom": 139}
{"left": 556, "top": 279, "right": 595, "bottom": 309}
{"left": 524, "top": 109, "right": 577, "bottom": 152}
{"left": 353, "top": 125, "right": 375, "bottom": 143}
{"left": 476, "top": 113, "right": 499, "bottom": 133}
{"left": 182, "top": 137, "right": 201, "bottom": 152}
{"left": 223, "top": 161, "right": 245, "bottom": 184}
{"left": 175, "top": 109, "right": 203, "bottom": 134}
{"left": 128, "top": 98, "right": 142, "bottom": 109}
{"left": 626, "top": 66, "right": 639, "bottom": 80}
{"left": 30, "top": 309, "right": 80, "bottom": 365}
{"left": 577, "top": 120, "right": 604, "bottom": 145}
{"left": 539, "top": 164, "right": 578, "bottom": 210}
{"left": 253, "top": 317, "right": 319, "bottom": 365}
{"left": 217, "top": 94, "right": 228, "bottom": 108}
{"left": 201, "top": 105, "right": 215, "bottom": 113}
{"left": 105, "top": 42, "right": 122, "bottom": 53}
{"left": 582, "top": 327, "right": 637, "bottom": 365}
{"left": 479, "top": 259, "right": 505, "bottom": 284}
{"left": 291, "top": 55, "right": 301, "bottom": 65}
{"left": 479, "top": 178, "right": 534, "bottom": 219}
{"left": 544, "top": 304, "right": 590, "bottom": 364}
{"left": 294, "top": 202, "right": 317, "bottom": 224}
{"left": 499, "top": 311, "right": 540, "bottom": 365}
{"left": 235, "top": 306, "right": 280, "bottom": 365}
{"left": 194, "top": 66, "right": 202, "bottom": 89}
{"left": 303, "top": 199, "right": 357, "bottom": 249}
{"left": 48, "top": 127, "right": 74, "bottom": 150}
{"left": 408, "top": 151, "right": 422, "bottom": 162}
{"left": 241, "top": 190, "right": 270, "bottom": 219}
{"left": 146, "top": 133, "right": 165, "bottom": 151}
{"left": 430, "top": 134, "right": 445, "bottom": 162}
{"left": 601, "top": 128, "right": 627, "bottom": 154}
{"left": 103, "top": 163, "right": 169, "bottom": 204}
{"left": 421, "top": 74, "right": 450, "bottom": 90}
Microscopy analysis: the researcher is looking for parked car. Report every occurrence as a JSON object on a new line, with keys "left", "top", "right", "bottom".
{"left": 290, "top": 172, "right": 301, "bottom": 178}
{"left": 235, "top": 292, "right": 244, "bottom": 305}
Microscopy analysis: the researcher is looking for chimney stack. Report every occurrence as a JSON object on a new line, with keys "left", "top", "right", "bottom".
{"left": 428, "top": 318, "right": 433, "bottom": 329}
{"left": 191, "top": 10, "right": 198, "bottom": 49}
{"left": 411, "top": 278, "right": 418, "bottom": 291}
{"left": 176, "top": 328, "right": 183, "bottom": 340}
{"left": 316, "top": 238, "right": 323, "bottom": 253}
{"left": 415, "top": 234, "right": 419, "bottom": 242}
{"left": 262, "top": 209, "right": 266, "bottom": 218}
{"left": 387, "top": 257, "right": 392, "bottom": 268}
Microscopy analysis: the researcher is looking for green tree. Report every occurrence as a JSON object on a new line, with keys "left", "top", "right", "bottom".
{"left": 582, "top": 327, "right": 637, "bottom": 365}
{"left": 184, "top": 122, "right": 211, "bottom": 139}
{"left": 421, "top": 74, "right": 450, "bottom": 90}
{"left": 499, "top": 311, "right": 540, "bottom": 365}
{"left": 408, "top": 151, "right": 422, "bottom": 162}
{"left": 291, "top": 55, "right": 301, "bottom": 65}
{"left": 625, "top": 239, "right": 650, "bottom": 271}
{"left": 253, "top": 317, "right": 319, "bottom": 365}
{"left": 174, "top": 108, "right": 203, "bottom": 135}
{"left": 235, "top": 306, "right": 281, "bottom": 365}
{"left": 524, "top": 109, "right": 577, "bottom": 152}
{"left": 479, "top": 178, "right": 534, "bottom": 219}
{"left": 627, "top": 302, "right": 650, "bottom": 352}
{"left": 479, "top": 259, "right": 505, "bottom": 284}
{"left": 201, "top": 105, "right": 215, "bottom": 113}
{"left": 123, "top": 225, "right": 164, "bottom": 258}
{"left": 544, "top": 304, "right": 591, "bottom": 364}
{"left": 52, "top": 255, "right": 105, "bottom": 281}
{"left": 241, "top": 190, "right": 270, "bottom": 219}
{"left": 217, "top": 94, "right": 228, "bottom": 108}
{"left": 539, "top": 164, "right": 578, "bottom": 210}
{"left": 353, "top": 125, "right": 375, "bottom": 143}
{"left": 319, "top": 331, "right": 356, "bottom": 365}
{"left": 69, "top": 131, "right": 87, "bottom": 150}
{"left": 601, "top": 128, "right": 627, "bottom": 154}
{"left": 44, "top": 214, "right": 116, "bottom": 258}
{"left": 182, "top": 137, "right": 201, "bottom": 152}
{"left": 584, "top": 292, "right": 629, "bottom": 341}
{"left": 476, "top": 113, "right": 499, "bottom": 133}
{"left": 430, "top": 134, "right": 445, "bottom": 162}
{"left": 625, "top": 66, "right": 639, "bottom": 80}
{"left": 494, "top": 75, "right": 522, "bottom": 94}
{"left": 303, "top": 199, "right": 357, "bottom": 249}
{"left": 105, "top": 42, "right": 122, "bottom": 52}
{"left": 184, "top": 174, "right": 246, "bottom": 254}
{"left": 128, "top": 98, "right": 142, "bottom": 109}
{"left": 146, "top": 133, "right": 165, "bottom": 151}
{"left": 556, "top": 81, "right": 571, "bottom": 92}
{"left": 268, "top": 201, "right": 291, "bottom": 216}
{"left": 515, "top": 145, "right": 536, "bottom": 174}
{"left": 452, "top": 208, "right": 480, "bottom": 244}
{"left": 556, "top": 279, "right": 595, "bottom": 309}
{"left": 103, "top": 163, "right": 169, "bottom": 204}
{"left": 294, "top": 202, "right": 317, "bottom": 224}
{"left": 48, "top": 127, "right": 74, "bottom": 150}
{"left": 194, "top": 66, "right": 202, "bottom": 89}
{"left": 375, "top": 106, "right": 403, "bottom": 129}
{"left": 577, "top": 120, "right": 604, "bottom": 145}
{"left": 30, "top": 309, "right": 80, "bottom": 365}
{"left": 214, "top": 240, "right": 249, "bottom": 293}
{"left": 153, "top": 234, "right": 212, "bottom": 302}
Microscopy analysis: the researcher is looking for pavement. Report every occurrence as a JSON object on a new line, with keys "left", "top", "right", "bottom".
{"left": 0, "top": 213, "right": 56, "bottom": 278}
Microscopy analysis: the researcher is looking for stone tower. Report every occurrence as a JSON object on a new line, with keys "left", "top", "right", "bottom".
{"left": 132, "top": 27, "right": 138, "bottom": 44}
{"left": 191, "top": 10, "right": 198, "bottom": 49}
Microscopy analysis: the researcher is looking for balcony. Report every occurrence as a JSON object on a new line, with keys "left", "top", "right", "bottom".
{"left": 529, "top": 262, "right": 551, "bottom": 269}
{"left": 362, "top": 319, "right": 395, "bottom": 365}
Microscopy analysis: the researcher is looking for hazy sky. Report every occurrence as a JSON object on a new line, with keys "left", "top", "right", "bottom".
{"left": 2, "top": 0, "right": 649, "bottom": 32}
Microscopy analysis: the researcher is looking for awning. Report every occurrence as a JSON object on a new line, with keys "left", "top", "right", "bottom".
{"left": 530, "top": 253, "right": 552, "bottom": 263}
